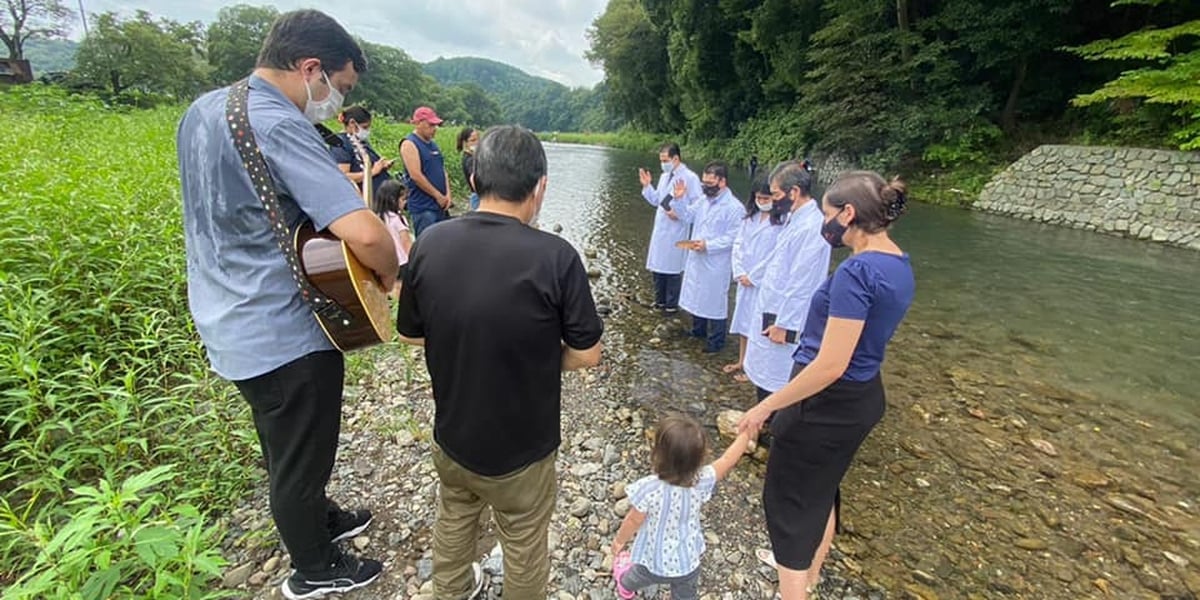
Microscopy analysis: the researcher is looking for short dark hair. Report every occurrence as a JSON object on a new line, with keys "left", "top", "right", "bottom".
{"left": 474, "top": 126, "right": 547, "bottom": 203}
{"left": 703, "top": 161, "right": 728, "bottom": 181}
{"left": 256, "top": 10, "right": 368, "bottom": 74}
{"left": 651, "top": 414, "right": 707, "bottom": 487}
{"left": 823, "top": 171, "right": 908, "bottom": 233}
{"left": 659, "top": 142, "right": 681, "bottom": 159}
{"left": 769, "top": 160, "right": 815, "bottom": 198}
{"left": 340, "top": 106, "right": 371, "bottom": 126}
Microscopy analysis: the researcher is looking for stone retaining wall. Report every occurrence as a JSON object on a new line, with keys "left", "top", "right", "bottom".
{"left": 976, "top": 145, "right": 1199, "bottom": 250}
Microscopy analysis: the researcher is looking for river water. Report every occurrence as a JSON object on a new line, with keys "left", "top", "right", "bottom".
{"left": 536, "top": 142, "right": 1199, "bottom": 597}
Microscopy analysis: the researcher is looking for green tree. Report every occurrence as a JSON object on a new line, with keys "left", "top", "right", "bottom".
{"left": 352, "top": 41, "right": 435, "bottom": 120}
{"left": 1069, "top": 0, "right": 1200, "bottom": 149}
{"left": 586, "top": 0, "right": 680, "bottom": 131}
{"left": 73, "top": 11, "right": 210, "bottom": 100}
{"left": 206, "top": 3, "right": 278, "bottom": 85}
{"left": 455, "top": 82, "right": 502, "bottom": 126}
{"left": 0, "top": 0, "right": 72, "bottom": 60}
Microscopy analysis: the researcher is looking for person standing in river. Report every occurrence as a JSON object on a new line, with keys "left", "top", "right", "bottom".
{"left": 738, "top": 171, "right": 915, "bottom": 600}
{"left": 725, "top": 175, "right": 784, "bottom": 380}
{"left": 676, "top": 161, "right": 744, "bottom": 353}
{"left": 638, "top": 142, "right": 703, "bottom": 314}
{"left": 743, "top": 160, "right": 830, "bottom": 403}
{"left": 396, "top": 126, "right": 604, "bottom": 600}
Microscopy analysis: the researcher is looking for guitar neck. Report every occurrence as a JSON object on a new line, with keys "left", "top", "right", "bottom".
{"left": 346, "top": 122, "right": 373, "bottom": 208}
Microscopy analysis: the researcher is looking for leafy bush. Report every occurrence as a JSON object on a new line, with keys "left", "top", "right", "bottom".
{"left": 0, "top": 84, "right": 256, "bottom": 596}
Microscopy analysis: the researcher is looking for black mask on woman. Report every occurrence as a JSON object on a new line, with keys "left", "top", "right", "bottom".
{"left": 821, "top": 207, "right": 849, "bottom": 248}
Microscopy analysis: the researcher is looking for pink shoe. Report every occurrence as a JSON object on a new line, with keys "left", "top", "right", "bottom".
{"left": 612, "top": 551, "right": 635, "bottom": 599}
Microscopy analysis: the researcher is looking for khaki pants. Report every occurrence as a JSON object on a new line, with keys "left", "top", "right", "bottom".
{"left": 432, "top": 446, "right": 557, "bottom": 600}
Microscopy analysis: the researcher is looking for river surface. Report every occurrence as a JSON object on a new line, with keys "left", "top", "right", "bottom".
{"left": 534, "top": 142, "right": 1200, "bottom": 598}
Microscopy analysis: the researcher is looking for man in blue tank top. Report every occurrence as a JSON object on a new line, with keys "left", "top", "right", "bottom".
{"left": 400, "top": 106, "right": 452, "bottom": 236}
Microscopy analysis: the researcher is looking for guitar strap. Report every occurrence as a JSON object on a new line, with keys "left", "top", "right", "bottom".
{"left": 224, "top": 78, "right": 354, "bottom": 328}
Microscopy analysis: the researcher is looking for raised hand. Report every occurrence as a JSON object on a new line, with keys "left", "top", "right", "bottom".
{"left": 638, "top": 168, "right": 652, "bottom": 188}
{"left": 672, "top": 178, "right": 687, "bottom": 198}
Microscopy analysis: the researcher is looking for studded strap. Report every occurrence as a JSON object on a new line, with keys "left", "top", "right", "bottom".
{"left": 224, "top": 79, "right": 352, "bottom": 326}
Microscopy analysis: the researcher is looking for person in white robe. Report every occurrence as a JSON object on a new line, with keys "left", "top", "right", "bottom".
{"left": 725, "top": 175, "right": 784, "bottom": 379}
{"left": 743, "top": 161, "right": 831, "bottom": 400}
{"left": 638, "top": 142, "right": 702, "bottom": 314}
{"left": 677, "top": 161, "right": 745, "bottom": 353}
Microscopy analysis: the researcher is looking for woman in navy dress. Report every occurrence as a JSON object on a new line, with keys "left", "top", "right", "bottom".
{"left": 739, "top": 171, "right": 916, "bottom": 600}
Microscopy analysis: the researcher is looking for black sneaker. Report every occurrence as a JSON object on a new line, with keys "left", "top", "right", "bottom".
{"left": 281, "top": 552, "right": 382, "bottom": 599}
{"left": 329, "top": 508, "right": 372, "bottom": 543}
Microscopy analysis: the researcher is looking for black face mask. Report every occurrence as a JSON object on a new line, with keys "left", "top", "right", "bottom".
{"left": 771, "top": 195, "right": 793, "bottom": 217}
{"left": 702, "top": 184, "right": 721, "bottom": 198}
{"left": 821, "top": 207, "right": 849, "bottom": 248}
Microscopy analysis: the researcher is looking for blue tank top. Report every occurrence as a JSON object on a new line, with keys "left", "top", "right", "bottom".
{"left": 403, "top": 132, "right": 447, "bottom": 212}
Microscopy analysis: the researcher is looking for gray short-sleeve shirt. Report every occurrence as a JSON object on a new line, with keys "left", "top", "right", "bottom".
{"left": 177, "top": 74, "right": 366, "bottom": 380}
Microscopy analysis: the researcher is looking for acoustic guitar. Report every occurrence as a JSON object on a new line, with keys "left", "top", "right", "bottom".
{"left": 293, "top": 122, "right": 394, "bottom": 351}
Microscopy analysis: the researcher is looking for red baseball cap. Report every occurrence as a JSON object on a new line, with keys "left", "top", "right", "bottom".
{"left": 411, "top": 106, "right": 443, "bottom": 125}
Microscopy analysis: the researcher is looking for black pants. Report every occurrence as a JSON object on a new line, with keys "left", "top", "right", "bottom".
{"left": 652, "top": 272, "right": 682, "bottom": 309}
{"left": 234, "top": 350, "right": 345, "bottom": 573}
{"left": 690, "top": 315, "right": 727, "bottom": 351}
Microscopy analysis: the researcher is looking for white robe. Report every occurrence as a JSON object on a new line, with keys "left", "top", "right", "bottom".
{"left": 679, "top": 188, "right": 744, "bottom": 320}
{"left": 642, "top": 165, "right": 702, "bottom": 274}
{"left": 729, "top": 212, "right": 781, "bottom": 337}
{"left": 743, "top": 201, "right": 831, "bottom": 392}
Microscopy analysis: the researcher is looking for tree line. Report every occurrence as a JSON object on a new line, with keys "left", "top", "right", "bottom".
{"left": 585, "top": 0, "right": 1200, "bottom": 173}
{"left": 1, "top": 2, "right": 611, "bottom": 132}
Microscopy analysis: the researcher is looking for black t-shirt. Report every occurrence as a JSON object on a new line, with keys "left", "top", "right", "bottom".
{"left": 396, "top": 211, "right": 604, "bottom": 476}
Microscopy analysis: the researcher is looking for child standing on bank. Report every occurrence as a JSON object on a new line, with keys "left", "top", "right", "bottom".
{"left": 374, "top": 180, "right": 412, "bottom": 297}
{"left": 610, "top": 414, "right": 753, "bottom": 599}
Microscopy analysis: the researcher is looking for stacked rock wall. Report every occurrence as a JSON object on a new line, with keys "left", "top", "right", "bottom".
{"left": 976, "top": 145, "right": 1199, "bottom": 250}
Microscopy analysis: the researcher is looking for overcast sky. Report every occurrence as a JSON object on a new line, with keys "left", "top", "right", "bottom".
{"left": 72, "top": 0, "right": 608, "bottom": 87}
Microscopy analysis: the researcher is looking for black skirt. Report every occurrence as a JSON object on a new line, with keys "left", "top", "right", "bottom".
{"left": 762, "top": 364, "right": 885, "bottom": 570}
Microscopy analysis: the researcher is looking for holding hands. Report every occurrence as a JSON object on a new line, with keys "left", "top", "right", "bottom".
{"left": 737, "top": 402, "right": 772, "bottom": 437}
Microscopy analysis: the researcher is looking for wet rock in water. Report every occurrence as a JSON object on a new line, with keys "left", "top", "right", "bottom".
{"left": 1162, "top": 550, "right": 1190, "bottom": 568}
{"left": 1028, "top": 437, "right": 1058, "bottom": 456}
{"left": 1122, "top": 547, "right": 1144, "bottom": 567}
{"left": 1014, "top": 538, "right": 1048, "bottom": 551}
{"left": 902, "top": 582, "right": 940, "bottom": 600}
{"left": 585, "top": 248, "right": 598, "bottom": 258}
{"left": 1070, "top": 469, "right": 1110, "bottom": 489}
{"left": 222, "top": 562, "right": 256, "bottom": 588}
{"left": 587, "top": 268, "right": 602, "bottom": 279}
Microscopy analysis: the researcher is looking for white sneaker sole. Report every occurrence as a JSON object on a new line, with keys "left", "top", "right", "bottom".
{"left": 281, "top": 570, "right": 381, "bottom": 600}
{"left": 331, "top": 515, "right": 373, "bottom": 543}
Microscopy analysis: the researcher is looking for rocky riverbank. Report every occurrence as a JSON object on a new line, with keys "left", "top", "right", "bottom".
{"left": 218, "top": 295, "right": 1198, "bottom": 599}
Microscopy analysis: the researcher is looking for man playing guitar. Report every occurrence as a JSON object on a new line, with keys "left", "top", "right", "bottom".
{"left": 176, "top": 9, "right": 397, "bottom": 599}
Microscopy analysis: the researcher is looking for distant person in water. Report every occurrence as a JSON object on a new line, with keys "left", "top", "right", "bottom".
{"left": 638, "top": 142, "right": 702, "bottom": 314}
{"left": 738, "top": 171, "right": 915, "bottom": 600}
{"left": 749, "top": 154, "right": 759, "bottom": 181}
{"left": 457, "top": 127, "right": 480, "bottom": 210}
{"left": 400, "top": 106, "right": 452, "bottom": 235}
{"left": 725, "top": 174, "right": 783, "bottom": 380}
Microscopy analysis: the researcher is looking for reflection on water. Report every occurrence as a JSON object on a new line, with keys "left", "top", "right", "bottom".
{"left": 538, "top": 142, "right": 1200, "bottom": 426}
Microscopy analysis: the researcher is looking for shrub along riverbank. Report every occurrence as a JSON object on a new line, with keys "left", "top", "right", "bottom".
{"left": 0, "top": 84, "right": 461, "bottom": 598}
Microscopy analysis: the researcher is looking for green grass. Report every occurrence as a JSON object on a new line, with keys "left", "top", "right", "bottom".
{"left": 0, "top": 84, "right": 254, "bottom": 598}
{"left": 536, "top": 129, "right": 667, "bottom": 154}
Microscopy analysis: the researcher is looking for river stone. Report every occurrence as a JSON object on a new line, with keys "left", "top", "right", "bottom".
{"left": 570, "top": 498, "right": 593, "bottom": 518}
{"left": 1028, "top": 438, "right": 1058, "bottom": 456}
{"left": 262, "top": 556, "right": 280, "bottom": 573}
{"left": 1014, "top": 538, "right": 1048, "bottom": 551}
{"left": 716, "top": 410, "right": 742, "bottom": 440}
{"left": 1071, "top": 469, "right": 1110, "bottom": 489}
{"left": 222, "top": 562, "right": 256, "bottom": 588}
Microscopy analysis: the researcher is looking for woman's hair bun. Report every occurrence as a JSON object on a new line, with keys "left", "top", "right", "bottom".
{"left": 880, "top": 177, "right": 907, "bottom": 222}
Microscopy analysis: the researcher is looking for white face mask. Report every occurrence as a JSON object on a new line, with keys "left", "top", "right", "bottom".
{"left": 355, "top": 128, "right": 370, "bottom": 141}
{"left": 303, "top": 70, "right": 344, "bottom": 124}
{"left": 756, "top": 200, "right": 774, "bottom": 212}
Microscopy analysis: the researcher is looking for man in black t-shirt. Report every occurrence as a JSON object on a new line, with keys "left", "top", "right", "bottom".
{"left": 396, "top": 125, "right": 604, "bottom": 600}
